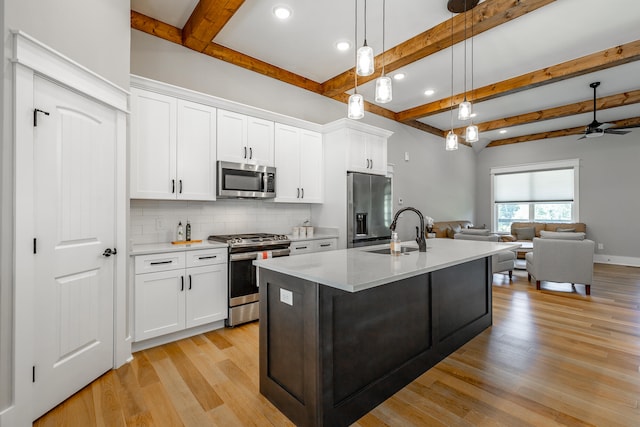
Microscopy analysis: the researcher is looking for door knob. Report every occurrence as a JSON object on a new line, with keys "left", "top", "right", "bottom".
{"left": 102, "top": 248, "right": 117, "bottom": 257}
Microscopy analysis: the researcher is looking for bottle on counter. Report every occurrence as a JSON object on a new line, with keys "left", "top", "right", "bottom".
{"left": 177, "top": 221, "right": 184, "bottom": 241}
{"left": 186, "top": 220, "right": 191, "bottom": 241}
{"left": 390, "top": 232, "right": 401, "bottom": 256}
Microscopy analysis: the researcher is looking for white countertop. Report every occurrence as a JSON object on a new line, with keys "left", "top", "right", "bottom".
{"left": 286, "top": 232, "right": 339, "bottom": 242}
{"left": 130, "top": 241, "right": 228, "bottom": 256}
{"left": 254, "top": 238, "right": 521, "bottom": 293}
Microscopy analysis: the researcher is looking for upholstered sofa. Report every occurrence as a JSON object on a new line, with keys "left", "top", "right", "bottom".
{"left": 432, "top": 220, "right": 477, "bottom": 238}
{"left": 502, "top": 222, "right": 586, "bottom": 242}
{"left": 526, "top": 231, "right": 595, "bottom": 294}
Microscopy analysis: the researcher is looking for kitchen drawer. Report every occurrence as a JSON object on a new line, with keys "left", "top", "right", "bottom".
{"left": 135, "top": 252, "right": 186, "bottom": 274}
{"left": 313, "top": 239, "right": 336, "bottom": 252}
{"left": 186, "top": 248, "right": 227, "bottom": 268}
{"left": 290, "top": 241, "right": 314, "bottom": 255}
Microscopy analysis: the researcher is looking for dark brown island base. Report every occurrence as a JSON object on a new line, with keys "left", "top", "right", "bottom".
{"left": 258, "top": 255, "right": 492, "bottom": 427}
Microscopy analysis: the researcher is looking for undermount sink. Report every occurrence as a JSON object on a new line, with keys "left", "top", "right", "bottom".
{"left": 366, "top": 246, "right": 420, "bottom": 255}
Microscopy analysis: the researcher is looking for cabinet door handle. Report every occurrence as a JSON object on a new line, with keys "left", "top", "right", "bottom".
{"left": 198, "top": 255, "right": 217, "bottom": 260}
{"left": 295, "top": 246, "right": 308, "bottom": 250}
{"left": 297, "top": 188, "right": 300, "bottom": 198}
{"left": 172, "top": 179, "right": 175, "bottom": 193}
{"left": 366, "top": 159, "right": 370, "bottom": 168}
{"left": 181, "top": 276, "right": 184, "bottom": 291}
{"left": 369, "top": 158, "right": 373, "bottom": 169}
{"left": 244, "top": 146, "right": 247, "bottom": 159}
{"left": 179, "top": 179, "right": 183, "bottom": 194}
{"left": 249, "top": 147, "right": 253, "bottom": 159}
{"left": 189, "top": 274, "right": 192, "bottom": 290}
{"left": 150, "top": 260, "right": 172, "bottom": 265}
{"left": 301, "top": 188, "right": 304, "bottom": 199}
{"left": 320, "top": 244, "right": 331, "bottom": 247}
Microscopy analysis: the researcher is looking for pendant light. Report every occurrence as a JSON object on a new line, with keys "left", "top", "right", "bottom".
{"left": 375, "top": 0, "right": 392, "bottom": 103}
{"left": 356, "top": 0, "right": 374, "bottom": 76}
{"left": 457, "top": 0, "right": 472, "bottom": 121}
{"left": 348, "top": 0, "right": 365, "bottom": 119}
{"left": 465, "top": 5, "right": 479, "bottom": 143}
{"left": 445, "top": 11, "right": 458, "bottom": 151}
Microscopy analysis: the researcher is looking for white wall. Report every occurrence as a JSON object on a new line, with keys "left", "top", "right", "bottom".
{"left": 130, "top": 29, "right": 477, "bottom": 242}
{"left": 1, "top": 0, "right": 130, "bottom": 416}
{"left": 476, "top": 133, "right": 640, "bottom": 262}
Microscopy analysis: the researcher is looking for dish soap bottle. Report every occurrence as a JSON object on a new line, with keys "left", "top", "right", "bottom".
{"left": 390, "top": 232, "right": 401, "bottom": 256}
{"left": 177, "top": 221, "right": 184, "bottom": 241}
{"left": 186, "top": 220, "right": 191, "bottom": 241}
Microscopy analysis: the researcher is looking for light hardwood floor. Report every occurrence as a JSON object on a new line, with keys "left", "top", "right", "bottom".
{"left": 35, "top": 263, "right": 640, "bottom": 426}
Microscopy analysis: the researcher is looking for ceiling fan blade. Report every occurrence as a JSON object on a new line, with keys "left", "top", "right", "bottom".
{"left": 577, "top": 135, "right": 587, "bottom": 140}
{"left": 597, "top": 122, "right": 614, "bottom": 130}
{"left": 604, "top": 129, "right": 631, "bottom": 135}
{"left": 609, "top": 124, "right": 640, "bottom": 130}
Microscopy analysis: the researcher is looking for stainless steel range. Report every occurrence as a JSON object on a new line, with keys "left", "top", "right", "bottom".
{"left": 208, "top": 233, "right": 290, "bottom": 326}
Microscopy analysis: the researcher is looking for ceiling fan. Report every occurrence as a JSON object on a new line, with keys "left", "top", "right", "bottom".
{"left": 580, "top": 82, "right": 632, "bottom": 139}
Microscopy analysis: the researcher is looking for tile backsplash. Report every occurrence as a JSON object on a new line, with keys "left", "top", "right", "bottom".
{"left": 130, "top": 199, "right": 312, "bottom": 244}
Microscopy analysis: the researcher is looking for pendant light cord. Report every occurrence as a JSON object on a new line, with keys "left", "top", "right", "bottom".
{"left": 354, "top": 0, "right": 359, "bottom": 93}
{"left": 463, "top": 0, "right": 467, "bottom": 102}
{"left": 363, "top": 0, "right": 368, "bottom": 47}
{"left": 382, "top": 0, "right": 386, "bottom": 76}
{"left": 471, "top": 5, "right": 474, "bottom": 110}
{"left": 450, "top": 11, "right": 454, "bottom": 131}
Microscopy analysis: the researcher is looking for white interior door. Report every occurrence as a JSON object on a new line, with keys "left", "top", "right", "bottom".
{"left": 32, "top": 76, "right": 116, "bottom": 419}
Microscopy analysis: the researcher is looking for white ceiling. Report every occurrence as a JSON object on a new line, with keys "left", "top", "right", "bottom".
{"left": 131, "top": 0, "right": 640, "bottom": 150}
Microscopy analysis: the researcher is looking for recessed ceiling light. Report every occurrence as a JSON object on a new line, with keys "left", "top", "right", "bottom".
{"left": 336, "top": 41, "right": 351, "bottom": 51}
{"left": 393, "top": 73, "right": 406, "bottom": 80}
{"left": 424, "top": 89, "right": 435, "bottom": 96}
{"left": 499, "top": 129, "right": 507, "bottom": 134}
{"left": 273, "top": 6, "right": 292, "bottom": 20}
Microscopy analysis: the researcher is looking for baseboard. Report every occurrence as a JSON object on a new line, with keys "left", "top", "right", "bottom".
{"left": 594, "top": 254, "right": 640, "bottom": 267}
{"left": 131, "top": 320, "right": 226, "bottom": 353}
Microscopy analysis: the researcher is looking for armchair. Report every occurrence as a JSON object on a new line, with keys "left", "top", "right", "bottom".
{"left": 526, "top": 236, "right": 595, "bottom": 294}
{"left": 453, "top": 233, "right": 515, "bottom": 278}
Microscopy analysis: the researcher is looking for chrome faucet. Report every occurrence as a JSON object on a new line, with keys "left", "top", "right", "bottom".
{"left": 389, "top": 207, "right": 427, "bottom": 252}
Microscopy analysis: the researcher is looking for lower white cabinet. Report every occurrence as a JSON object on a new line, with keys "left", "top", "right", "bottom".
{"left": 134, "top": 248, "right": 227, "bottom": 341}
{"left": 290, "top": 238, "right": 337, "bottom": 256}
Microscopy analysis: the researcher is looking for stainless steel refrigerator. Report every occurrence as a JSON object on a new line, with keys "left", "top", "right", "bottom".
{"left": 347, "top": 172, "right": 393, "bottom": 248}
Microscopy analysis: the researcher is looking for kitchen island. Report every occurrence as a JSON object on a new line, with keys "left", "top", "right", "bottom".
{"left": 254, "top": 238, "right": 519, "bottom": 427}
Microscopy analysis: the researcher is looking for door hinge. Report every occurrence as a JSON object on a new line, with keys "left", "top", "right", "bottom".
{"left": 33, "top": 108, "right": 50, "bottom": 127}
{"left": 32, "top": 366, "right": 36, "bottom": 383}
{"left": 33, "top": 238, "right": 37, "bottom": 254}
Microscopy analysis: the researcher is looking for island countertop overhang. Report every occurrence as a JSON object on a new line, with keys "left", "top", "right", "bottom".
{"left": 254, "top": 238, "right": 520, "bottom": 293}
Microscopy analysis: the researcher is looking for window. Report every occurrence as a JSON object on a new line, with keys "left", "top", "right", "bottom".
{"left": 491, "top": 160, "right": 579, "bottom": 232}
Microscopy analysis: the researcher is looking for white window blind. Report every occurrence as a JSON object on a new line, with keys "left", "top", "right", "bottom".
{"left": 494, "top": 168, "right": 574, "bottom": 203}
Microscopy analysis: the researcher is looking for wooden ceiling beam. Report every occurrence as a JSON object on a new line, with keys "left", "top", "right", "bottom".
{"left": 131, "top": 10, "right": 182, "bottom": 44}
{"left": 452, "top": 89, "right": 640, "bottom": 135}
{"left": 320, "top": 0, "right": 556, "bottom": 98}
{"left": 398, "top": 39, "right": 640, "bottom": 122}
{"left": 486, "top": 116, "right": 640, "bottom": 147}
{"left": 183, "top": 0, "right": 246, "bottom": 52}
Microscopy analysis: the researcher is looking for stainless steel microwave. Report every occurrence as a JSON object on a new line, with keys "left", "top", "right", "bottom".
{"left": 217, "top": 161, "right": 276, "bottom": 198}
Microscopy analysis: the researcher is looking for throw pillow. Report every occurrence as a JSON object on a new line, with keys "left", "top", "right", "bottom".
{"left": 513, "top": 226, "right": 535, "bottom": 240}
{"left": 446, "top": 225, "right": 462, "bottom": 238}
{"left": 556, "top": 227, "right": 576, "bottom": 232}
{"left": 539, "top": 230, "right": 585, "bottom": 240}
{"left": 460, "top": 228, "right": 491, "bottom": 236}
{"left": 468, "top": 224, "right": 487, "bottom": 229}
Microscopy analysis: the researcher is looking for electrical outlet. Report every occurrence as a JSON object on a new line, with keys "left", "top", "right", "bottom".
{"left": 598, "top": 243, "right": 604, "bottom": 250}
{"left": 280, "top": 288, "right": 293, "bottom": 306}
{"left": 156, "top": 218, "right": 163, "bottom": 230}
{"left": 404, "top": 152, "right": 410, "bottom": 161}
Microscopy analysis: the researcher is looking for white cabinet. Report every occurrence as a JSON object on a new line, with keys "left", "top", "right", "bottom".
{"left": 347, "top": 129, "right": 387, "bottom": 175}
{"left": 134, "top": 248, "right": 227, "bottom": 342}
{"left": 130, "top": 88, "right": 217, "bottom": 200}
{"left": 217, "top": 109, "right": 274, "bottom": 166}
{"left": 290, "top": 238, "right": 338, "bottom": 256}
{"left": 274, "top": 123, "right": 323, "bottom": 203}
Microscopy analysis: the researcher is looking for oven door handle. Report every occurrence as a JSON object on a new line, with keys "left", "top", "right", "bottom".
{"left": 229, "top": 248, "right": 290, "bottom": 261}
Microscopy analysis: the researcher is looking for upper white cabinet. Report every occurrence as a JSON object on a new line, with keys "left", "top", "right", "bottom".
{"left": 274, "top": 124, "right": 323, "bottom": 203}
{"left": 130, "top": 88, "right": 217, "bottom": 200}
{"left": 217, "top": 109, "right": 274, "bottom": 166}
{"left": 347, "top": 129, "right": 387, "bottom": 175}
